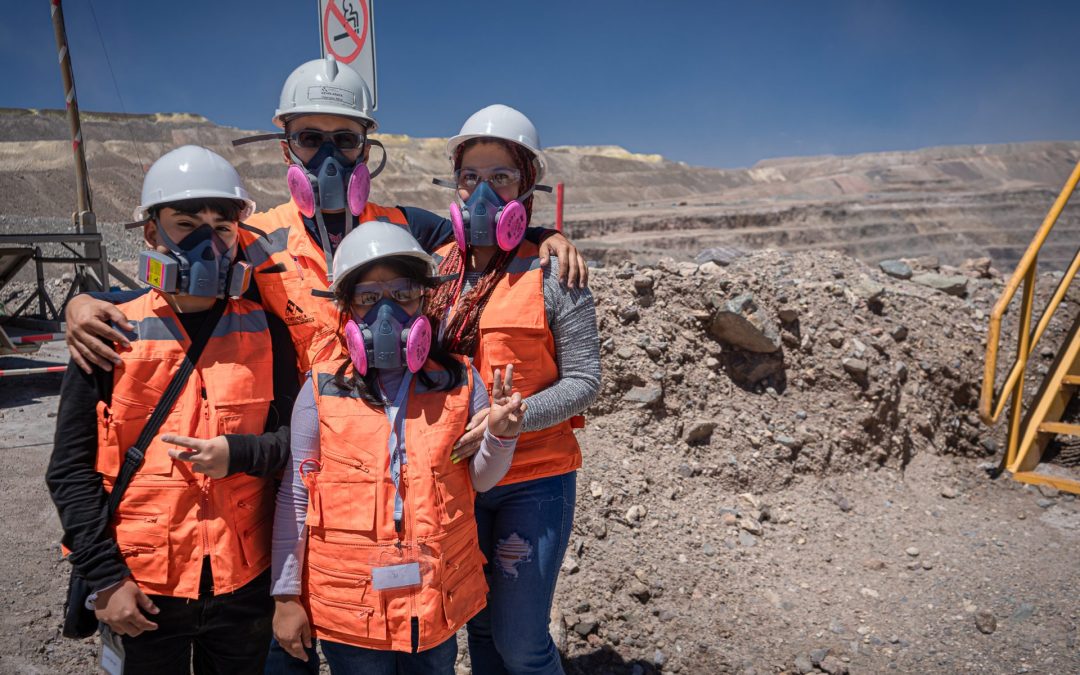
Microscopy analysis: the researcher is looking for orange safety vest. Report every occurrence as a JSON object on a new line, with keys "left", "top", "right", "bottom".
{"left": 435, "top": 240, "right": 583, "bottom": 486}
{"left": 302, "top": 359, "right": 487, "bottom": 652}
{"left": 241, "top": 200, "right": 409, "bottom": 372}
{"left": 95, "top": 291, "right": 275, "bottom": 599}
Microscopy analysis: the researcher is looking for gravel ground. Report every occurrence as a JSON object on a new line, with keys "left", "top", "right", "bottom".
{"left": 1, "top": 250, "right": 1078, "bottom": 674}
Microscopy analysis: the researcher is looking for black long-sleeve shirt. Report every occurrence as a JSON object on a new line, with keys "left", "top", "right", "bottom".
{"left": 46, "top": 305, "right": 299, "bottom": 592}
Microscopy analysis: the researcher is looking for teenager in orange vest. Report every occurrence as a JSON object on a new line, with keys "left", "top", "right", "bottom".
{"left": 46, "top": 146, "right": 299, "bottom": 673}
{"left": 269, "top": 220, "right": 526, "bottom": 672}
{"left": 424, "top": 105, "right": 601, "bottom": 674}
{"left": 61, "top": 57, "right": 588, "bottom": 379}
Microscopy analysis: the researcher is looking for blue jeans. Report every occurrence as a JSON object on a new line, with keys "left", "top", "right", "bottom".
{"left": 263, "top": 637, "right": 320, "bottom": 674}
{"left": 467, "top": 471, "right": 576, "bottom": 675}
{"left": 320, "top": 636, "right": 457, "bottom": 674}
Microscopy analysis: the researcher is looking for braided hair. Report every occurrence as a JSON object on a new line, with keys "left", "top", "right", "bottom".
{"left": 426, "top": 138, "right": 538, "bottom": 358}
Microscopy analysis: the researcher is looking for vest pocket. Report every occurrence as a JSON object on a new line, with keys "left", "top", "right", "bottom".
{"left": 307, "top": 591, "right": 387, "bottom": 641}
{"left": 312, "top": 471, "right": 377, "bottom": 533}
{"left": 105, "top": 395, "right": 175, "bottom": 476}
{"left": 229, "top": 480, "right": 274, "bottom": 569}
{"left": 113, "top": 504, "right": 170, "bottom": 586}
{"left": 237, "top": 513, "right": 272, "bottom": 569}
{"left": 441, "top": 561, "right": 486, "bottom": 629}
{"left": 481, "top": 338, "right": 545, "bottom": 392}
{"left": 432, "top": 468, "right": 473, "bottom": 526}
{"left": 214, "top": 399, "right": 272, "bottom": 435}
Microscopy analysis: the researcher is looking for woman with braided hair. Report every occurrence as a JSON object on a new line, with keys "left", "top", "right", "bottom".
{"left": 427, "top": 104, "right": 601, "bottom": 674}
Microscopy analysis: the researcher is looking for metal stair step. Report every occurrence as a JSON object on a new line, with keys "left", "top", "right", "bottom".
{"left": 1037, "top": 421, "right": 1080, "bottom": 435}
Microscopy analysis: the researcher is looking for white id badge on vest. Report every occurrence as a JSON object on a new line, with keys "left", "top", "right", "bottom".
{"left": 100, "top": 625, "right": 125, "bottom": 675}
{"left": 372, "top": 562, "right": 422, "bottom": 590}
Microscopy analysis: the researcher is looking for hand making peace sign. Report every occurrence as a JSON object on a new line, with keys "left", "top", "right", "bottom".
{"left": 486, "top": 363, "right": 527, "bottom": 439}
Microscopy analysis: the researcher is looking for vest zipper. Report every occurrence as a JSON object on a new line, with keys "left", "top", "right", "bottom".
{"left": 198, "top": 377, "right": 212, "bottom": 579}
{"left": 402, "top": 463, "right": 419, "bottom": 623}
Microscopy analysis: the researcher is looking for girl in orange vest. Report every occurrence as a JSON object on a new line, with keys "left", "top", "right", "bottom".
{"left": 271, "top": 221, "right": 528, "bottom": 673}
{"left": 425, "top": 106, "right": 601, "bottom": 674}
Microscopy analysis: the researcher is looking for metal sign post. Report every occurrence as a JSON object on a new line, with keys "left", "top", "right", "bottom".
{"left": 318, "top": 0, "right": 378, "bottom": 108}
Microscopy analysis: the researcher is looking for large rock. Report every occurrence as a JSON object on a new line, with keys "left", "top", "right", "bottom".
{"left": 911, "top": 273, "right": 969, "bottom": 297}
{"left": 684, "top": 420, "right": 717, "bottom": 444}
{"left": 879, "top": 259, "right": 913, "bottom": 280}
{"left": 624, "top": 386, "right": 663, "bottom": 407}
{"left": 709, "top": 294, "right": 782, "bottom": 353}
{"left": 695, "top": 247, "right": 746, "bottom": 266}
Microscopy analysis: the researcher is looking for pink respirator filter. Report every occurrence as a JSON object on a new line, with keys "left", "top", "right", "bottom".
{"left": 347, "top": 165, "right": 371, "bottom": 216}
{"left": 496, "top": 201, "right": 527, "bottom": 251}
{"left": 449, "top": 203, "right": 467, "bottom": 253}
{"left": 287, "top": 165, "right": 316, "bottom": 218}
{"left": 344, "top": 319, "right": 368, "bottom": 376}
{"left": 405, "top": 315, "right": 432, "bottom": 373}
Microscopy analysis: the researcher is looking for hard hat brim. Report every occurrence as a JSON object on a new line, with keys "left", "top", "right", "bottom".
{"left": 133, "top": 190, "right": 256, "bottom": 222}
{"left": 328, "top": 250, "right": 435, "bottom": 293}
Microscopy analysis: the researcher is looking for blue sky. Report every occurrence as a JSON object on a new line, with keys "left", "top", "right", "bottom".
{"left": 3, "top": 0, "right": 1079, "bottom": 168}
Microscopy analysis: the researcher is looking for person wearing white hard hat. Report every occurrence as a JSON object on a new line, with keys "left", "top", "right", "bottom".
{"left": 46, "top": 146, "right": 300, "bottom": 674}
{"left": 62, "top": 56, "right": 587, "bottom": 384}
{"left": 267, "top": 221, "right": 526, "bottom": 671}
{"left": 425, "top": 105, "right": 601, "bottom": 675}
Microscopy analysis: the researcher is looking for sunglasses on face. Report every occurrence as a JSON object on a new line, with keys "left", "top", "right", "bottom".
{"left": 350, "top": 278, "right": 425, "bottom": 307}
{"left": 454, "top": 167, "right": 522, "bottom": 191}
{"left": 287, "top": 129, "right": 366, "bottom": 151}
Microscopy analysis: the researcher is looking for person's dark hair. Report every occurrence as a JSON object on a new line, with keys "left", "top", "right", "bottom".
{"left": 426, "top": 138, "right": 539, "bottom": 357}
{"left": 331, "top": 255, "right": 463, "bottom": 405}
{"left": 149, "top": 197, "right": 245, "bottom": 223}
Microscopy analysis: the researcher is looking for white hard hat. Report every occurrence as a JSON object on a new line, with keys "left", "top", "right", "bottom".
{"left": 134, "top": 145, "right": 255, "bottom": 221}
{"left": 329, "top": 221, "right": 434, "bottom": 292}
{"left": 274, "top": 56, "right": 377, "bottom": 131}
{"left": 446, "top": 104, "right": 546, "bottom": 183}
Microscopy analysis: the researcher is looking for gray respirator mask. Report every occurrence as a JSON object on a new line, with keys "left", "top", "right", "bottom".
{"left": 137, "top": 222, "right": 252, "bottom": 298}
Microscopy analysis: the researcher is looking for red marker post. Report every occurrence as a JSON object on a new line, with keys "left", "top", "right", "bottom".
{"left": 555, "top": 182, "right": 564, "bottom": 233}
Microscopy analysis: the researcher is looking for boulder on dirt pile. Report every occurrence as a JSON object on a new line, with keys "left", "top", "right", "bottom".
{"left": 911, "top": 273, "right": 969, "bottom": 297}
{"left": 709, "top": 294, "right": 782, "bottom": 353}
{"left": 879, "top": 259, "right": 913, "bottom": 280}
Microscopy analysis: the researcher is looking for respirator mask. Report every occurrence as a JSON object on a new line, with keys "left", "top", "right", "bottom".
{"left": 137, "top": 222, "right": 251, "bottom": 298}
{"left": 432, "top": 172, "right": 551, "bottom": 253}
{"left": 343, "top": 283, "right": 432, "bottom": 375}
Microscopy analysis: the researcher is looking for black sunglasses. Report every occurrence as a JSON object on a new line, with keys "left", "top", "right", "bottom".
{"left": 287, "top": 129, "right": 366, "bottom": 151}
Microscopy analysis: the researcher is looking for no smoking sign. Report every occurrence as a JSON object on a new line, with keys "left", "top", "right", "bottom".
{"left": 319, "top": 0, "right": 378, "bottom": 108}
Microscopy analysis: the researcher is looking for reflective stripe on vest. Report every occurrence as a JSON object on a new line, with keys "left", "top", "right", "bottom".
{"left": 242, "top": 200, "right": 409, "bottom": 372}
{"left": 436, "top": 240, "right": 583, "bottom": 485}
{"left": 303, "top": 358, "right": 487, "bottom": 652}
{"left": 95, "top": 291, "right": 275, "bottom": 599}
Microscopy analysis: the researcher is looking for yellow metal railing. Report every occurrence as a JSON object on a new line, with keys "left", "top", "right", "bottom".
{"left": 980, "top": 160, "right": 1080, "bottom": 468}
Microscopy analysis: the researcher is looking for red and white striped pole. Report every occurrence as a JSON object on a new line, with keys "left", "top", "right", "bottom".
{"left": 0, "top": 365, "right": 67, "bottom": 378}
{"left": 6, "top": 333, "right": 66, "bottom": 345}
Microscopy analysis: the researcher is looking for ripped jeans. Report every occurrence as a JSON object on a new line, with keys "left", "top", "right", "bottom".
{"left": 467, "top": 471, "right": 576, "bottom": 675}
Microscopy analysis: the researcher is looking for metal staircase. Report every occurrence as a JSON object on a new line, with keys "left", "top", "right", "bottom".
{"left": 981, "top": 161, "right": 1080, "bottom": 494}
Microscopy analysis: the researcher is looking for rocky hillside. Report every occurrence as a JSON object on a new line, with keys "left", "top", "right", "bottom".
{"left": 3, "top": 108, "right": 1080, "bottom": 273}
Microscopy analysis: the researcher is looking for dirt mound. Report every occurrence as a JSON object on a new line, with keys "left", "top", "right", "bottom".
{"left": 586, "top": 249, "right": 997, "bottom": 487}
{"left": 543, "top": 248, "right": 1080, "bottom": 673}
